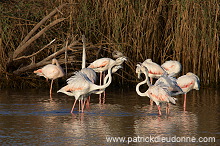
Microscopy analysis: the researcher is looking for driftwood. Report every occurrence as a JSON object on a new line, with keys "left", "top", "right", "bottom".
{"left": 13, "top": 3, "right": 69, "bottom": 59}
{"left": 9, "top": 3, "right": 77, "bottom": 75}
{"left": 13, "top": 40, "right": 80, "bottom": 74}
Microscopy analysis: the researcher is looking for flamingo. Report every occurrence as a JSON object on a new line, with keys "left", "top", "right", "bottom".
{"left": 176, "top": 72, "right": 200, "bottom": 110}
{"left": 34, "top": 58, "right": 64, "bottom": 98}
{"left": 112, "top": 50, "right": 124, "bottom": 59}
{"left": 138, "top": 59, "right": 165, "bottom": 105}
{"left": 80, "top": 35, "right": 97, "bottom": 106}
{"left": 87, "top": 57, "right": 115, "bottom": 84}
{"left": 136, "top": 65, "right": 177, "bottom": 116}
{"left": 57, "top": 56, "right": 127, "bottom": 113}
{"left": 87, "top": 56, "right": 126, "bottom": 103}
{"left": 142, "top": 59, "right": 165, "bottom": 84}
{"left": 161, "top": 60, "right": 182, "bottom": 77}
{"left": 154, "top": 73, "right": 183, "bottom": 96}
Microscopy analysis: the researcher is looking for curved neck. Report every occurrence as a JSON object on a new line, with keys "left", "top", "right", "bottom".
{"left": 89, "top": 63, "right": 115, "bottom": 92}
{"left": 82, "top": 35, "right": 86, "bottom": 69}
{"left": 52, "top": 59, "right": 59, "bottom": 66}
{"left": 136, "top": 70, "right": 152, "bottom": 97}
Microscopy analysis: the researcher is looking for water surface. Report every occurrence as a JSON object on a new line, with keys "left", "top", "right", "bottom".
{"left": 0, "top": 87, "right": 219, "bottom": 145}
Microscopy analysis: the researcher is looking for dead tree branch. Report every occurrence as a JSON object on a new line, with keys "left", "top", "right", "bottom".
{"left": 13, "top": 40, "right": 79, "bottom": 75}
{"left": 13, "top": 18, "right": 66, "bottom": 59}
{"left": 13, "top": 39, "right": 56, "bottom": 61}
{"left": 16, "top": 3, "right": 68, "bottom": 49}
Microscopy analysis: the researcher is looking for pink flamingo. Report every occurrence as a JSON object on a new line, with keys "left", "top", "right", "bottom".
{"left": 58, "top": 57, "right": 127, "bottom": 113}
{"left": 80, "top": 35, "right": 97, "bottom": 106}
{"left": 87, "top": 56, "right": 126, "bottom": 103}
{"left": 87, "top": 57, "right": 115, "bottom": 85}
{"left": 142, "top": 59, "right": 165, "bottom": 84}
{"left": 140, "top": 59, "right": 165, "bottom": 105}
{"left": 112, "top": 50, "right": 124, "bottom": 59}
{"left": 177, "top": 72, "right": 200, "bottom": 110}
{"left": 136, "top": 65, "right": 177, "bottom": 116}
{"left": 34, "top": 58, "right": 64, "bottom": 98}
{"left": 161, "top": 60, "right": 182, "bottom": 77}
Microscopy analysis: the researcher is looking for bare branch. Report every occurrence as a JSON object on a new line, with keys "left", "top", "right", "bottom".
{"left": 13, "top": 18, "right": 66, "bottom": 59}
{"left": 13, "top": 39, "right": 56, "bottom": 61}
{"left": 13, "top": 40, "right": 79, "bottom": 75}
{"left": 17, "top": 3, "right": 68, "bottom": 48}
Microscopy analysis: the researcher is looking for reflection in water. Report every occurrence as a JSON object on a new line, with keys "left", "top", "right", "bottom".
{"left": 0, "top": 88, "right": 219, "bottom": 145}
{"left": 134, "top": 107, "right": 198, "bottom": 138}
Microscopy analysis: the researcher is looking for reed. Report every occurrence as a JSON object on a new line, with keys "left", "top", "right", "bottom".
{"left": 0, "top": 0, "right": 219, "bottom": 88}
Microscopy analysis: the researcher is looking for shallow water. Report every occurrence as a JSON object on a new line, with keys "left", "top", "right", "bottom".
{"left": 0, "top": 87, "right": 219, "bottom": 145}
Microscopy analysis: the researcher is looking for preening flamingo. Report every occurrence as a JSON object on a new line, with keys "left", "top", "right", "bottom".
{"left": 112, "top": 50, "right": 124, "bottom": 59}
{"left": 142, "top": 59, "right": 165, "bottom": 84}
{"left": 177, "top": 72, "right": 200, "bottom": 110}
{"left": 57, "top": 56, "right": 127, "bottom": 113}
{"left": 80, "top": 35, "right": 97, "bottom": 106}
{"left": 154, "top": 73, "right": 183, "bottom": 96}
{"left": 161, "top": 60, "right": 182, "bottom": 77}
{"left": 88, "top": 56, "right": 126, "bottom": 103}
{"left": 137, "top": 60, "right": 165, "bottom": 105}
{"left": 136, "top": 64, "right": 177, "bottom": 116}
{"left": 34, "top": 58, "right": 64, "bottom": 98}
{"left": 87, "top": 57, "right": 115, "bottom": 85}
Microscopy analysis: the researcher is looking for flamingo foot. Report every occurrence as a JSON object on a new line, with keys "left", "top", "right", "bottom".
{"left": 157, "top": 105, "right": 162, "bottom": 116}
{"left": 150, "top": 99, "right": 153, "bottom": 105}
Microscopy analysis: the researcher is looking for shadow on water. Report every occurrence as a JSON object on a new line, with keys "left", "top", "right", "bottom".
{"left": 0, "top": 87, "right": 219, "bottom": 145}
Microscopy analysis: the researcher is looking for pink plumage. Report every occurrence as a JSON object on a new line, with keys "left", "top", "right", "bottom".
{"left": 177, "top": 72, "right": 200, "bottom": 110}
{"left": 161, "top": 60, "right": 182, "bottom": 77}
{"left": 142, "top": 59, "right": 165, "bottom": 81}
{"left": 87, "top": 58, "right": 115, "bottom": 73}
{"left": 34, "top": 59, "right": 64, "bottom": 98}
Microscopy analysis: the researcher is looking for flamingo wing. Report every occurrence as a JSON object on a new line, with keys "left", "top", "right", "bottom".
{"left": 81, "top": 68, "right": 97, "bottom": 83}
{"left": 147, "top": 86, "right": 170, "bottom": 104}
{"left": 88, "top": 58, "right": 111, "bottom": 68}
{"left": 177, "top": 75, "right": 195, "bottom": 93}
{"left": 66, "top": 71, "right": 91, "bottom": 92}
{"left": 161, "top": 60, "right": 181, "bottom": 75}
{"left": 142, "top": 61, "right": 164, "bottom": 77}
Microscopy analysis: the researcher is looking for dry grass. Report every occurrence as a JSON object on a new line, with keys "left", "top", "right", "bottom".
{"left": 0, "top": 0, "right": 219, "bottom": 88}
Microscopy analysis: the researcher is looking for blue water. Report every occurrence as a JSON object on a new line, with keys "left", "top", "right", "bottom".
{"left": 0, "top": 88, "right": 219, "bottom": 145}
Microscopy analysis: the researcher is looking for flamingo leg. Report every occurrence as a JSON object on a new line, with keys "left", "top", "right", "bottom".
{"left": 99, "top": 72, "right": 102, "bottom": 104}
{"left": 71, "top": 99, "right": 77, "bottom": 113}
{"left": 183, "top": 93, "right": 187, "bottom": 111}
{"left": 150, "top": 77, "right": 153, "bottom": 85}
{"left": 166, "top": 103, "right": 170, "bottom": 115}
{"left": 157, "top": 105, "right": 162, "bottom": 116}
{"left": 102, "top": 72, "right": 106, "bottom": 104}
{"left": 50, "top": 79, "right": 54, "bottom": 98}
{"left": 150, "top": 99, "right": 153, "bottom": 105}
{"left": 81, "top": 100, "right": 84, "bottom": 113}
{"left": 85, "top": 96, "right": 90, "bottom": 109}
{"left": 78, "top": 100, "right": 81, "bottom": 111}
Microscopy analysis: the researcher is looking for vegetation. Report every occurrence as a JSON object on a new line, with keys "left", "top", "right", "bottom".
{"left": 0, "top": 0, "right": 219, "bottom": 88}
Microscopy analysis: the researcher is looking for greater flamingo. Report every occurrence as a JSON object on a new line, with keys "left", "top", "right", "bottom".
{"left": 176, "top": 72, "right": 200, "bottom": 110}
{"left": 137, "top": 60, "right": 165, "bottom": 105}
{"left": 80, "top": 35, "right": 97, "bottom": 106}
{"left": 136, "top": 65, "right": 177, "bottom": 116}
{"left": 142, "top": 59, "right": 165, "bottom": 84}
{"left": 112, "top": 50, "right": 124, "bottom": 59}
{"left": 58, "top": 56, "right": 127, "bottom": 113}
{"left": 161, "top": 60, "right": 182, "bottom": 77}
{"left": 34, "top": 58, "right": 64, "bottom": 98}
{"left": 87, "top": 57, "right": 115, "bottom": 84}
{"left": 87, "top": 56, "right": 126, "bottom": 103}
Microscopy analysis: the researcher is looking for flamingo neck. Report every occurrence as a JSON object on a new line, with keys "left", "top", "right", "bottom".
{"left": 82, "top": 35, "right": 86, "bottom": 69}
{"left": 52, "top": 59, "right": 60, "bottom": 67}
{"left": 89, "top": 62, "right": 115, "bottom": 92}
{"left": 136, "top": 70, "right": 151, "bottom": 97}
